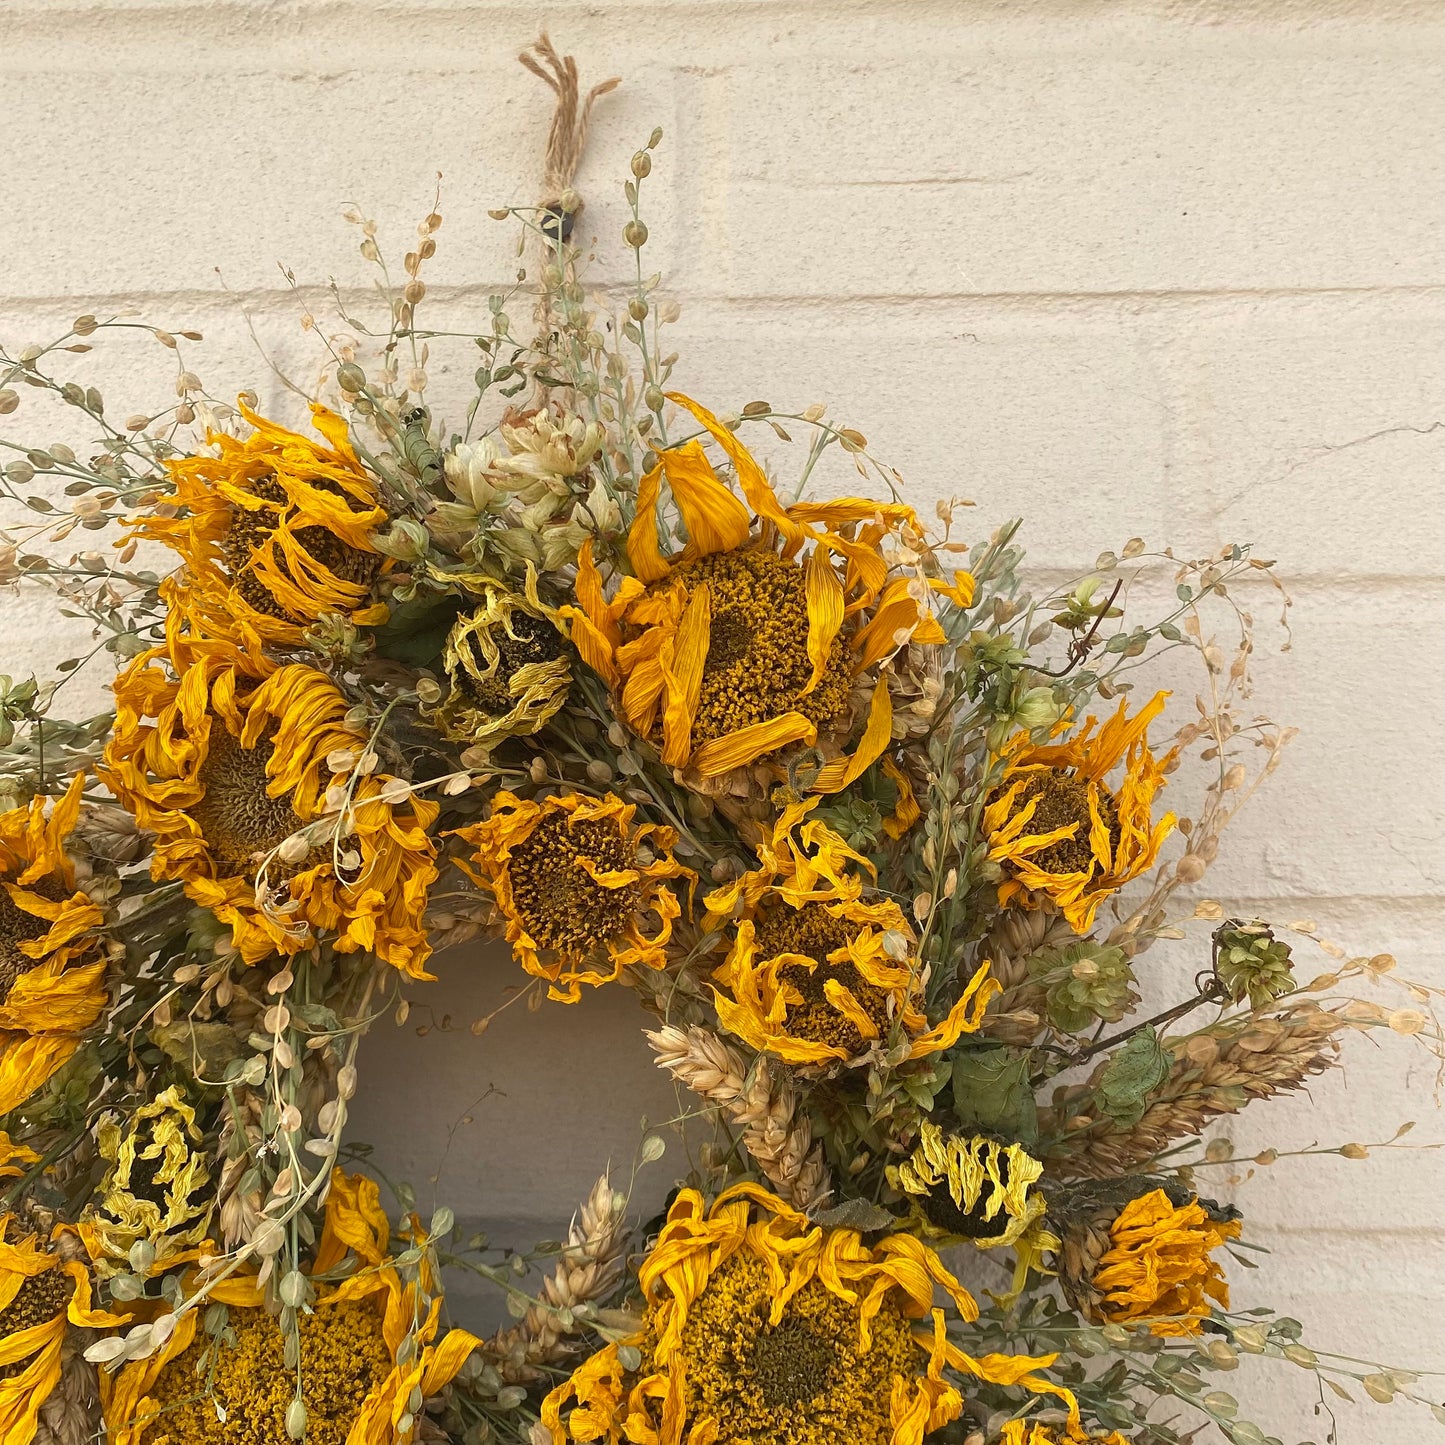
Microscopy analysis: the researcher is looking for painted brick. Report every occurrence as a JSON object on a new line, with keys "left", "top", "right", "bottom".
{"left": 713, "top": 47, "right": 1445, "bottom": 298}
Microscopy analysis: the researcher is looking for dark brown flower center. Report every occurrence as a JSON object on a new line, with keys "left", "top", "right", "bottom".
{"left": 749, "top": 1317, "right": 839, "bottom": 1407}
{"left": 755, "top": 901, "right": 892, "bottom": 1059}
{"left": 452, "top": 609, "right": 567, "bottom": 713}
{"left": 1017, "top": 772, "right": 1121, "bottom": 876}
{"left": 506, "top": 811, "right": 641, "bottom": 955}
{"left": 659, "top": 549, "right": 851, "bottom": 750}
{"left": 0, "top": 1267, "right": 73, "bottom": 1378}
{"left": 222, "top": 474, "right": 378, "bottom": 621}
{"left": 917, "top": 1149, "right": 1017, "bottom": 1240}
{"left": 191, "top": 727, "right": 305, "bottom": 874}
{"left": 0, "top": 873, "right": 67, "bottom": 1004}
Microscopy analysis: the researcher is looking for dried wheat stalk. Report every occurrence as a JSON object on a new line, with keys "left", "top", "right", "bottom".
{"left": 487, "top": 1170, "right": 630, "bottom": 1383}
{"left": 646, "top": 1025, "right": 831, "bottom": 1212}
{"left": 1044, "top": 1001, "right": 1348, "bottom": 1179}
{"left": 977, "top": 907, "right": 1079, "bottom": 1046}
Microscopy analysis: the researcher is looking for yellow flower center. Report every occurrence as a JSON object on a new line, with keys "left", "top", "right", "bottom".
{"left": 451, "top": 608, "right": 566, "bottom": 714}
{"left": 649, "top": 1252, "right": 920, "bottom": 1444}
{"left": 0, "top": 1267, "right": 73, "bottom": 1379}
{"left": 222, "top": 474, "right": 377, "bottom": 621}
{"left": 755, "top": 902, "right": 891, "bottom": 1058}
{"left": 0, "top": 874, "right": 64, "bottom": 1003}
{"left": 190, "top": 728, "right": 305, "bottom": 873}
{"left": 1016, "top": 772, "right": 1120, "bottom": 876}
{"left": 506, "top": 811, "right": 641, "bottom": 955}
{"left": 667, "top": 550, "right": 851, "bottom": 748}
{"left": 147, "top": 1302, "right": 393, "bottom": 1445}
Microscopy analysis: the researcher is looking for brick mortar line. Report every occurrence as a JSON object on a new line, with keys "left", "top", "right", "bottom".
{"left": 4, "top": 285, "right": 1445, "bottom": 313}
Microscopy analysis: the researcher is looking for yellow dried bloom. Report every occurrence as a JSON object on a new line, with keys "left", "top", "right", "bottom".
{"left": 563, "top": 393, "right": 944, "bottom": 789}
{"left": 0, "top": 774, "right": 108, "bottom": 1118}
{"left": 540, "top": 1183, "right": 1076, "bottom": 1445}
{"left": 1000, "top": 1423, "right": 1130, "bottom": 1445}
{"left": 83, "top": 1086, "right": 213, "bottom": 1280}
{"left": 103, "top": 646, "right": 438, "bottom": 976}
{"left": 887, "top": 1124, "right": 1046, "bottom": 1249}
{"left": 0, "top": 1217, "right": 122, "bottom": 1445}
{"left": 705, "top": 800, "right": 997, "bottom": 1067}
{"left": 428, "top": 571, "right": 571, "bottom": 750}
{"left": 983, "top": 692, "right": 1176, "bottom": 933}
{"left": 101, "top": 1170, "right": 480, "bottom": 1445}
{"left": 456, "top": 791, "right": 693, "bottom": 1002}
{"left": 134, "top": 399, "right": 388, "bottom": 664}
{"left": 1092, "top": 1188, "right": 1240, "bottom": 1337}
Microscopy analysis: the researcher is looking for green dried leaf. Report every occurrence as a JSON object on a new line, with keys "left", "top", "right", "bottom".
{"left": 812, "top": 1198, "right": 897, "bottom": 1232}
{"left": 950, "top": 1046, "right": 1038, "bottom": 1143}
{"left": 1097, "top": 1027, "right": 1171, "bottom": 1127}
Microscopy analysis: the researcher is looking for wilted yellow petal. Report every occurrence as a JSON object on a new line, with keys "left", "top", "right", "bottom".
{"left": 881, "top": 755, "right": 921, "bottom": 839}
{"left": 626, "top": 457, "right": 673, "bottom": 584}
{"left": 803, "top": 549, "right": 845, "bottom": 695}
{"left": 691, "top": 712, "right": 817, "bottom": 779}
{"left": 664, "top": 440, "right": 752, "bottom": 559}
{"left": 666, "top": 393, "right": 803, "bottom": 546}
{"left": 811, "top": 681, "right": 892, "bottom": 794}
{"left": 662, "top": 583, "right": 711, "bottom": 767}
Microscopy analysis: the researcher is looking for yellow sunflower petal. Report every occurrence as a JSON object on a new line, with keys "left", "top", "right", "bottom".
{"left": 627, "top": 456, "right": 673, "bottom": 584}
{"left": 663, "top": 439, "right": 752, "bottom": 559}
{"left": 811, "top": 680, "right": 892, "bottom": 795}
{"left": 690, "top": 712, "right": 818, "bottom": 779}
{"left": 803, "top": 548, "right": 845, "bottom": 695}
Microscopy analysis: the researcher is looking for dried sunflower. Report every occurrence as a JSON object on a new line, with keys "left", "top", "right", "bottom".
{"left": 1000, "top": 1424, "right": 1130, "bottom": 1445}
{"left": 563, "top": 393, "right": 944, "bottom": 790}
{"left": 705, "top": 800, "right": 997, "bottom": 1067}
{"left": 82, "top": 1086, "right": 213, "bottom": 1280}
{"left": 1090, "top": 1188, "right": 1239, "bottom": 1336}
{"left": 983, "top": 692, "right": 1176, "bottom": 933}
{"left": 134, "top": 399, "right": 388, "bottom": 663}
{"left": 887, "top": 1125, "right": 1046, "bottom": 1250}
{"left": 427, "top": 570, "right": 572, "bottom": 750}
{"left": 456, "top": 791, "right": 692, "bottom": 1002}
{"left": 0, "top": 774, "right": 109, "bottom": 1118}
{"left": 103, "top": 647, "right": 438, "bottom": 976}
{"left": 540, "top": 1183, "right": 1075, "bottom": 1445}
{"left": 0, "top": 1216, "right": 122, "bottom": 1445}
{"left": 1057, "top": 1185, "right": 1239, "bottom": 1338}
{"left": 101, "top": 1170, "right": 480, "bottom": 1445}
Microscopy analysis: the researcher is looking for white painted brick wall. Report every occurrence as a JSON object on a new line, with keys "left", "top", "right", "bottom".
{"left": 3, "top": 3, "right": 1442, "bottom": 1436}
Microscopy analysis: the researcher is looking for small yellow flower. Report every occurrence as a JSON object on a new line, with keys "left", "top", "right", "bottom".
{"left": 135, "top": 399, "right": 388, "bottom": 664}
{"left": 103, "top": 646, "right": 439, "bottom": 976}
{"left": 83, "top": 1086, "right": 213, "bottom": 1280}
{"left": 540, "top": 1183, "right": 1075, "bottom": 1445}
{"left": 427, "top": 570, "right": 572, "bottom": 751}
{"left": 0, "top": 1216, "right": 123, "bottom": 1445}
{"left": 705, "top": 800, "right": 997, "bottom": 1067}
{"left": 887, "top": 1125, "right": 1046, "bottom": 1249}
{"left": 100, "top": 1170, "right": 480, "bottom": 1445}
{"left": 0, "top": 774, "right": 108, "bottom": 1118}
{"left": 563, "top": 393, "right": 944, "bottom": 789}
{"left": 456, "top": 791, "right": 693, "bottom": 1002}
{"left": 983, "top": 692, "right": 1176, "bottom": 933}
{"left": 1091, "top": 1188, "right": 1240, "bottom": 1337}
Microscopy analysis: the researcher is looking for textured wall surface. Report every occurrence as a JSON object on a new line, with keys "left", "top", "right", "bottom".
{"left": 2, "top": 2, "right": 1443, "bottom": 1439}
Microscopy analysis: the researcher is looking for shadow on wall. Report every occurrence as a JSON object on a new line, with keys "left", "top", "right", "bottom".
{"left": 348, "top": 938, "right": 685, "bottom": 1330}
